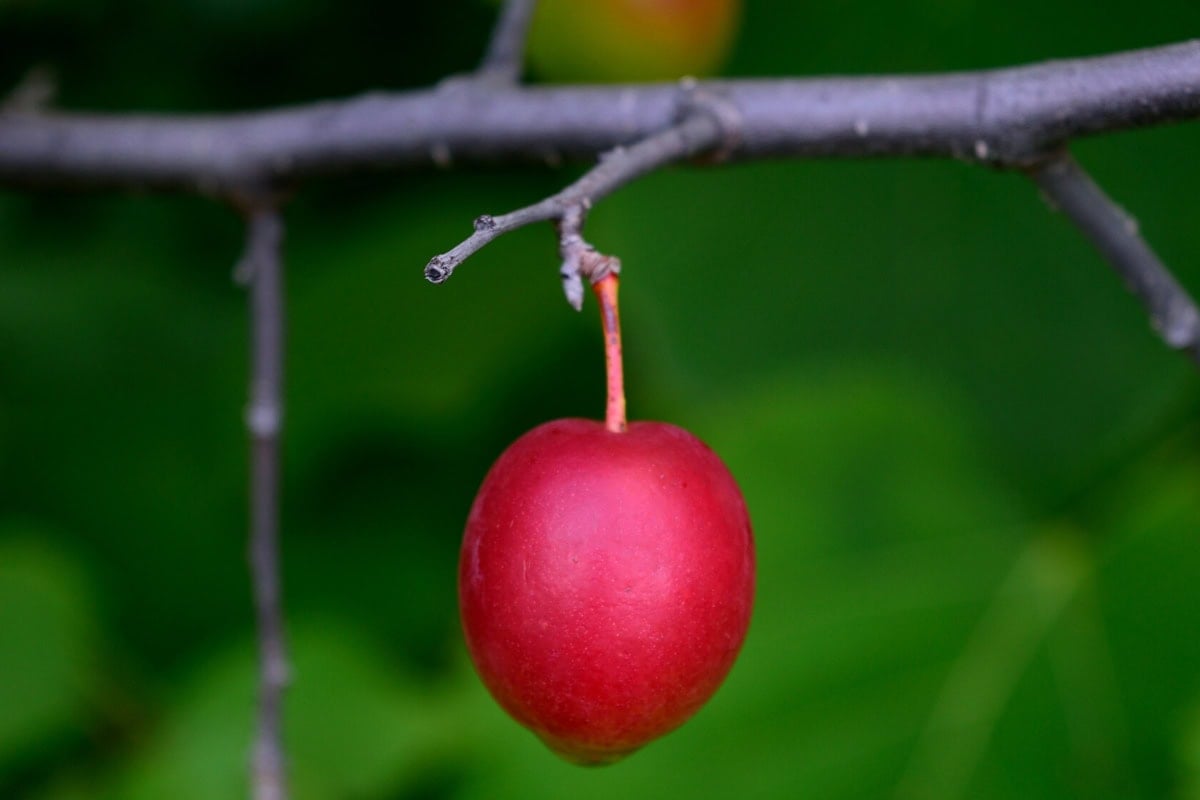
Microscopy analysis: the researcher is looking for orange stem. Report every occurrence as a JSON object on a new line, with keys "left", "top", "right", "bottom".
{"left": 591, "top": 273, "right": 626, "bottom": 433}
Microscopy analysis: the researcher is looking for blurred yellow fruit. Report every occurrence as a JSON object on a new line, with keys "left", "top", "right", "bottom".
{"left": 527, "top": 0, "right": 742, "bottom": 82}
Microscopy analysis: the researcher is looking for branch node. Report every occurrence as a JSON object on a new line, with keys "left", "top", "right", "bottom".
{"left": 676, "top": 80, "right": 743, "bottom": 163}
{"left": 555, "top": 204, "right": 621, "bottom": 310}
{"left": 3, "top": 64, "right": 57, "bottom": 114}
{"left": 580, "top": 250, "right": 622, "bottom": 283}
{"left": 245, "top": 401, "right": 282, "bottom": 438}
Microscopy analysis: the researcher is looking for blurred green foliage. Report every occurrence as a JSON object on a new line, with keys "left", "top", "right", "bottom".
{"left": 2, "top": 1, "right": 1200, "bottom": 798}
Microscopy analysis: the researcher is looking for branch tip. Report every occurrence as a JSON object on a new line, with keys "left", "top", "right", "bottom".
{"left": 560, "top": 267, "right": 585, "bottom": 311}
{"left": 425, "top": 256, "right": 452, "bottom": 284}
{"left": 1159, "top": 303, "right": 1200, "bottom": 350}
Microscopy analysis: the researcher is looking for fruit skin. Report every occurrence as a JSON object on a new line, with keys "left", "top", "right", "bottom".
{"left": 459, "top": 418, "right": 754, "bottom": 765}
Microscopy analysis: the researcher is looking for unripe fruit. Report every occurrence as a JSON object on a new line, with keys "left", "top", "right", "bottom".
{"left": 460, "top": 418, "right": 754, "bottom": 764}
{"left": 528, "top": 0, "right": 742, "bottom": 83}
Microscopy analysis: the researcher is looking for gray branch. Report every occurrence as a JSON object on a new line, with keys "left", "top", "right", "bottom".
{"left": 1030, "top": 153, "right": 1200, "bottom": 360}
{"left": 2, "top": 40, "right": 1200, "bottom": 194}
{"left": 238, "top": 207, "right": 291, "bottom": 800}
{"left": 477, "top": 0, "right": 537, "bottom": 84}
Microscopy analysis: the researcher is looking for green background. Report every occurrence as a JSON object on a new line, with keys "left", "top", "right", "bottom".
{"left": 2, "top": 1, "right": 1199, "bottom": 798}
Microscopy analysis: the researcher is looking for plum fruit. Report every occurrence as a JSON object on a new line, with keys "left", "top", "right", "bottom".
{"left": 458, "top": 272, "right": 754, "bottom": 764}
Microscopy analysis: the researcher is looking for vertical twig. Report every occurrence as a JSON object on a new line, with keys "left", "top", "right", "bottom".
{"left": 477, "top": 0, "right": 537, "bottom": 83}
{"left": 236, "top": 206, "right": 290, "bottom": 800}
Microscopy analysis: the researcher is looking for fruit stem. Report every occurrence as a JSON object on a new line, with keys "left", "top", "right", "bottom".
{"left": 591, "top": 272, "right": 627, "bottom": 433}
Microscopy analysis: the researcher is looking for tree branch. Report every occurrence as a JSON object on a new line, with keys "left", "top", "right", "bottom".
{"left": 237, "top": 206, "right": 291, "bottom": 800}
{"left": 2, "top": 40, "right": 1199, "bottom": 194}
{"left": 424, "top": 110, "right": 725, "bottom": 287}
{"left": 555, "top": 203, "right": 620, "bottom": 311}
{"left": 1029, "top": 153, "right": 1200, "bottom": 361}
{"left": 477, "top": 0, "right": 537, "bottom": 84}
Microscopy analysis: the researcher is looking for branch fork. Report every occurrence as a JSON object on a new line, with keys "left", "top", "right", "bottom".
{"left": 424, "top": 60, "right": 1200, "bottom": 363}
{"left": 425, "top": 83, "right": 739, "bottom": 300}
{"left": 675, "top": 79, "right": 743, "bottom": 164}
{"left": 557, "top": 203, "right": 621, "bottom": 310}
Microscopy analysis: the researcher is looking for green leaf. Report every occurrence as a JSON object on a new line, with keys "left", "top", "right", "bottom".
{"left": 1182, "top": 702, "right": 1200, "bottom": 800}
{"left": 0, "top": 535, "right": 98, "bottom": 773}
{"left": 1092, "top": 453, "right": 1200, "bottom": 797}
{"left": 110, "top": 619, "right": 471, "bottom": 800}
